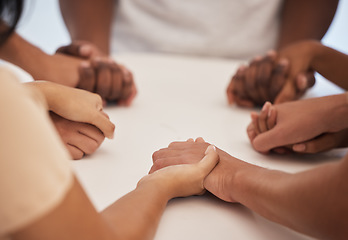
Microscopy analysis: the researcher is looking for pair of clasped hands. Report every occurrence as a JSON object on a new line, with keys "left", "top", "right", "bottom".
{"left": 227, "top": 40, "right": 348, "bottom": 154}
{"left": 32, "top": 41, "right": 137, "bottom": 160}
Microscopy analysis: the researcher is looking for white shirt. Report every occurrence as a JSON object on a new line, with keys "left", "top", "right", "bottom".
{"left": 112, "top": 0, "right": 283, "bottom": 59}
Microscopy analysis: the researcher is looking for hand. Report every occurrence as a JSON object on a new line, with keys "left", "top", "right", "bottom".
{"left": 25, "top": 81, "right": 115, "bottom": 139}
{"left": 140, "top": 144, "right": 219, "bottom": 199}
{"left": 273, "top": 41, "right": 319, "bottom": 104}
{"left": 50, "top": 112, "right": 105, "bottom": 160}
{"left": 249, "top": 94, "right": 348, "bottom": 153}
{"left": 56, "top": 41, "right": 137, "bottom": 105}
{"left": 151, "top": 138, "right": 252, "bottom": 202}
{"left": 227, "top": 50, "right": 315, "bottom": 107}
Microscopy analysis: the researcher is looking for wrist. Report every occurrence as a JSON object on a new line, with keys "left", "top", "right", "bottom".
{"left": 325, "top": 93, "right": 348, "bottom": 131}
{"left": 136, "top": 175, "right": 176, "bottom": 202}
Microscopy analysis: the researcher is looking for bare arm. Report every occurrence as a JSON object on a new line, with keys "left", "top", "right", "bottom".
{"left": 152, "top": 140, "right": 348, "bottom": 239}
{"left": 232, "top": 155, "right": 348, "bottom": 240}
{"left": 310, "top": 42, "right": 348, "bottom": 89}
{"left": 11, "top": 145, "right": 219, "bottom": 240}
{"left": 277, "top": 0, "right": 338, "bottom": 49}
{"left": 59, "top": 0, "right": 115, "bottom": 54}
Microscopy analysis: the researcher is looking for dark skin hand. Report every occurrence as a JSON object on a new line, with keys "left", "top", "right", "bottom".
{"left": 57, "top": 41, "right": 137, "bottom": 105}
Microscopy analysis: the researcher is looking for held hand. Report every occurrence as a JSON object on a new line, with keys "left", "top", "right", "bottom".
{"left": 250, "top": 95, "right": 348, "bottom": 153}
{"left": 274, "top": 41, "right": 319, "bottom": 104}
{"left": 140, "top": 144, "right": 219, "bottom": 199}
{"left": 151, "top": 138, "right": 249, "bottom": 202}
{"left": 227, "top": 48, "right": 316, "bottom": 107}
{"left": 25, "top": 81, "right": 115, "bottom": 139}
{"left": 50, "top": 112, "right": 105, "bottom": 160}
{"left": 56, "top": 41, "right": 137, "bottom": 105}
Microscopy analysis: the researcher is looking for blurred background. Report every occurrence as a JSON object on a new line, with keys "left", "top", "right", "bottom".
{"left": 17, "top": 0, "right": 348, "bottom": 55}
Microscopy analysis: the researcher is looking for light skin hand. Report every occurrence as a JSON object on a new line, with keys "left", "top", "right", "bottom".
{"left": 153, "top": 138, "right": 348, "bottom": 239}
{"left": 56, "top": 41, "right": 137, "bottom": 105}
{"left": 141, "top": 144, "right": 220, "bottom": 199}
{"left": 11, "top": 145, "right": 219, "bottom": 240}
{"left": 50, "top": 112, "right": 105, "bottom": 160}
{"left": 151, "top": 138, "right": 252, "bottom": 202}
{"left": 25, "top": 81, "right": 115, "bottom": 139}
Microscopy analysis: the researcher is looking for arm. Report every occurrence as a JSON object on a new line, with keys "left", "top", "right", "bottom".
{"left": 59, "top": 0, "right": 115, "bottom": 54}
{"left": 277, "top": 0, "right": 338, "bottom": 49}
{"left": 151, "top": 139, "right": 348, "bottom": 239}
{"left": 12, "top": 146, "right": 219, "bottom": 240}
{"left": 231, "top": 154, "right": 348, "bottom": 240}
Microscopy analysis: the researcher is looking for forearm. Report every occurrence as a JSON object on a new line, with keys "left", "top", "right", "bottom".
{"left": 0, "top": 33, "right": 50, "bottom": 79}
{"left": 232, "top": 159, "right": 348, "bottom": 239}
{"left": 101, "top": 181, "right": 171, "bottom": 240}
{"left": 310, "top": 43, "right": 348, "bottom": 90}
{"left": 277, "top": 0, "right": 338, "bottom": 49}
{"left": 59, "top": 0, "right": 114, "bottom": 54}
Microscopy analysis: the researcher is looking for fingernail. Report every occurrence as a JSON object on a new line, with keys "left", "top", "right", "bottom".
{"left": 205, "top": 145, "right": 216, "bottom": 154}
{"left": 293, "top": 144, "right": 306, "bottom": 152}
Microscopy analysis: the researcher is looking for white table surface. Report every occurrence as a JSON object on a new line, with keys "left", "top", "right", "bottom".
{"left": 68, "top": 53, "right": 346, "bottom": 240}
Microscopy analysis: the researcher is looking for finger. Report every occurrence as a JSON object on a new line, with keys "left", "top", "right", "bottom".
{"left": 195, "top": 137, "right": 205, "bottom": 143}
{"left": 226, "top": 79, "right": 235, "bottom": 105}
{"left": 245, "top": 57, "right": 262, "bottom": 104}
{"left": 246, "top": 123, "right": 257, "bottom": 143}
{"left": 233, "top": 65, "right": 250, "bottom": 101}
{"left": 77, "top": 123, "right": 105, "bottom": 146}
{"left": 77, "top": 62, "right": 96, "bottom": 92}
{"left": 269, "top": 58, "right": 289, "bottom": 102}
{"left": 198, "top": 145, "right": 219, "bottom": 176}
{"left": 252, "top": 126, "right": 285, "bottom": 152}
{"left": 274, "top": 80, "right": 297, "bottom": 104}
{"left": 266, "top": 105, "right": 277, "bottom": 130}
{"left": 91, "top": 112, "right": 115, "bottom": 139}
{"left": 187, "top": 138, "right": 194, "bottom": 142}
{"left": 93, "top": 59, "right": 112, "bottom": 99}
{"left": 149, "top": 156, "right": 188, "bottom": 173}
{"left": 258, "top": 102, "right": 271, "bottom": 133}
{"left": 66, "top": 131, "right": 101, "bottom": 155}
{"left": 234, "top": 96, "right": 255, "bottom": 108}
{"left": 255, "top": 52, "right": 276, "bottom": 102}
{"left": 120, "top": 65, "right": 134, "bottom": 100}
{"left": 66, "top": 144, "right": 84, "bottom": 160}
{"left": 292, "top": 134, "right": 338, "bottom": 153}
{"left": 56, "top": 44, "right": 81, "bottom": 56}
{"left": 250, "top": 112, "right": 260, "bottom": 135}
{"left": 272, "top": 147, "right": 292, "bottom": 155}
{"left": 107, "top": 63, "right": 123, "bottom": 101}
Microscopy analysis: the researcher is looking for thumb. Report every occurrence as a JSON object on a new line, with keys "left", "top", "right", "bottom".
{"left": 90, "top": 112, "right": 115, "bottom": 139}
{"left": 197, "top": 145, "right": 220, "bottom": 175}
{"left": 56, "top": 43, "right": 93, "bottom": 59}
{"left": 252, "top": 127, "right": 285, "bottom": 153}
{"left": 274, "top": 79, "right": 297, "bottom": 104}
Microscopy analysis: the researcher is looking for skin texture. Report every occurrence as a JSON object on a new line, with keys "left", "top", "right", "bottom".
{"left": 10, "top": 145, "right": 219, "bottom": 240}
{"left": 0, "top": 29, "right": 136, "bottom": 104}
{"left": 244, "top": 41, "right": 348, "bottom": 153}
{"left": 248, "top": 99, "right": 348, "bottom": 154}
{"left": 228, "top": 39, "right": 348, "bottom": 107}
{"left": 25, "top": 81, "right": 115, "bottom": 159}
{"left": 227, "top": 0, "right": 338, "bottom": 107}
{"left": 151, "top": 138, "right": 348, "bottom": 240}
{"left": 56, "top": 41, "right": 137, "bottom": 106}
